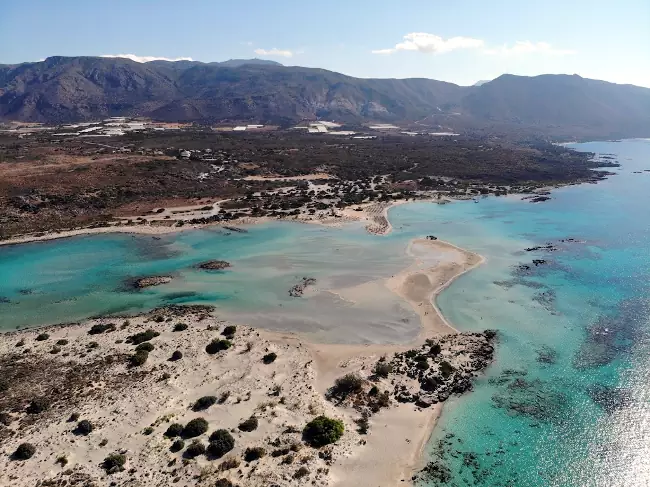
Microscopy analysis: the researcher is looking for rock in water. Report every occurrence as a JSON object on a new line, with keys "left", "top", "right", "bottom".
{"left": 197, "top": 260, "right": 232, "bottom": 271}
{"left": 132, "top": 276, "right": 173, "bottom": 289}
{"left": 289, "top": 278, "right": 317, "bottom": 297}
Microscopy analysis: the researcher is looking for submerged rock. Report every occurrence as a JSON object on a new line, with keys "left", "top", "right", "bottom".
{"left": 197, "top": 260, "right": 231, "bottom": 271}
{"left": 289, "top": 277, "right": 316, "bottom": 297}
{"left": 131, "top": 276, "right": 173, "bottom": 289}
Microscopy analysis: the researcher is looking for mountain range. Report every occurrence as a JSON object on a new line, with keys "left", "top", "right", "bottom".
{"left": 1, "top": 56, "right": 649, "bottom": 138}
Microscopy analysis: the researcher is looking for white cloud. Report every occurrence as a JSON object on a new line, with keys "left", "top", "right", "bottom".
{"left": 100, "top": 54, "right": 194, "bottom": 63}
{"left": 372, "top": 33, "right": 484, "bottom": 55}
{"left": 483, "top": 41, "right": 576, "bottom": 56}
{"left": 254, "top": 48, "right": 294, "bottom": 58}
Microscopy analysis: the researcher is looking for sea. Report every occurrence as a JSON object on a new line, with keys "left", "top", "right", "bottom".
{"left": 1, "top": 139, "right": 649, "bottom": 486}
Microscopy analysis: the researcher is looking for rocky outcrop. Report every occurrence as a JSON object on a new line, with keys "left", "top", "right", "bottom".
{"left": 197, "top": 260, "right": 231, "bottom": 271}
{"left": 131, "top": 276, "right": 172, "bottom": 289}
{"left": 289, "top": 278, "right": 316, "bottom": 297}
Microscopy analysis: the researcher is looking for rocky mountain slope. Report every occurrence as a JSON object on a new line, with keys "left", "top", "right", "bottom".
{"left": 1, "top": 56, "right": 649, "bottom": 137}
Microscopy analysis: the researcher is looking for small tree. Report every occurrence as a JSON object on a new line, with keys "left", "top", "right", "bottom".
{"left": 303, "top": 416, "right": 344, "bottom": 447}
{"left": 164, "top": 423, "right": 184, "bottom": 438}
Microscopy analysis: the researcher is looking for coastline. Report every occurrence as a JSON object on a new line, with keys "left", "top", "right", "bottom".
{"left": 0, "top": 202, "right": 487, "bottom": 486}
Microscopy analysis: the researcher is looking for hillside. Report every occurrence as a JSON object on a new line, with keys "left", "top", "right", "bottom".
{"left": 1, "top": 56, "right": 649, "bottom": 138}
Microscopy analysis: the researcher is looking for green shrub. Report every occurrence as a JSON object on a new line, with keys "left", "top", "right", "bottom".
{"left": 129, "top": 350, "right": 149, "bottom": 366}
{"left": 50, "top": 346, "right": 61, "bottom": 354}
{"left": 440, "top": 361, "right": 454, "bottom": 378}
{"left": 215, "top": 479, "right": 234, "bottom": 487}
{"left": 143, "top": 426, "right": 154, "bottom": 435}
{"left": 164, "top": 423, "right": 184, "bottom": 438}
{"left": 170, "top": 350, "right": 183, "bottom": 361}
{"left": 429, "top": 343, "right": 442, "bottom": 356}
{"left": 193, "top": 396, "right": 217, "bottom": 411}
{"left": 126, "top": 329, "right": 160, "bottom": 345}
{"left": 12, "top": 443, "right": 36, "bottom": 460}
{"left": 244, "top": 446, "right": 266, "bottom": 462}
{"left": 88, "top": 323, "right": 116, "bottom": 335}
{"left": 173, "top": 323, "right": 188, "bottom": 332}
{"left": 184, "top": 440, "right": 206, "bottom": 458}
{"left": 102, "top": 453, "right": 126, "bottom": 474}
{"left": 56, "top": 339, "right": 69, "bottom": 346}
{"left": 35, "top": 333, "right": 49, "bottom": 341}
{"left": 170, "top": 439, "right": 185, "bottom": 452}
{"left": 182, "top": 417, "right": 209, "bottom": 438}
{"left": 153, "top": 315, "right": 165, "bottom": 323}
{"left": 262, "top": 352, "right": 277, "bottom": 364}
{"left": 75, "top": 420, "right": 93, "bottom": 435}
{"left": 87, "top": 341, "right": 99, "bottom": 349}
{"left": 207, "top": 429, "right": 235, "bottom": 458}
{"left": 222, "top": 325, "right": 236, "bottom": 337}
{"left": 238, "top": 416, "right": 259, "bottom": 432}
{"left": 369, "top": 385, "right": 379, "bottom": 396}
{"left": 206, "top": 339, "right": 232, "bottom": 354}
{"left": 135, "top": 342, "right": 154, "bottom": 352}
{"left": 303, "top": 416, "right": 344, "bottom": 447}
{"left": 68, "top": 412, "right": 80, "bottom": 422}
{"left": 218, "top": 456, "right": 240, "bottom": 471}
{"left": 27, "top": 397, "right": 50, "bottom": 414}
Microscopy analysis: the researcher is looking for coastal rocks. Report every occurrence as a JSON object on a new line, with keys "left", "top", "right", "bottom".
{"left": 222, "top": 226, "right": 248, "bottom": 233}
{"left": 131, "top": 276, "right": 173, "bottom": 289}
{"left": 491, "top": 372, "right": 567, "bottom": 423}
{"left": 524, "top": 244, "right": 558, "bottom": 252}
{"left": 586, "top": 384, "right": 632, "bottom": 414}
{"left": 289, "top": 277, "right": 316, "bottom": 297}
{"left": 426, "top": 235, "right": 438, "bottom": 241}
{"left": 197, "top": 260, "right": 231, "bottom": 271}
{"left": 529, "top": 196, "right": 551, "bottom": 203}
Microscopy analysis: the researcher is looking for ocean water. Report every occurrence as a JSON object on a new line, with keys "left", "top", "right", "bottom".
{"left": 1, "top": 139, "right": 649, "bottom": 485}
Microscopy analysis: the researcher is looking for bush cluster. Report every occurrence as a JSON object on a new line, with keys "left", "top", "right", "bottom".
{"left": 184, "top": 440, "right": 206, "bottom": 458}
{"left": 206, "top": 339, "right": 232, "bottom": 354}
{"left": 88, "top": 323, "right": 116, "bottom": 335}
{"left": 193, "top": 396, "right": 217, "bottom": 411}
{"left": 129, "top": 349, "right": 149, "bottom": 367}
{"left": 126, "top": 329, "right": 160, "bottom": 345}
{"left": 182, "top": 417, "right": 209, "bottom": 438}
{"left": 208, "top": 429, "right": 235, "bottom": 458}
{"left": 164, "top": 423, "right": 184, "bottom": 438}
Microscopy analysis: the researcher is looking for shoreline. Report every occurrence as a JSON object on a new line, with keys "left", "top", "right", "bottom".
{"left": 0, "top": 202, "right": 487, "bottom": 486}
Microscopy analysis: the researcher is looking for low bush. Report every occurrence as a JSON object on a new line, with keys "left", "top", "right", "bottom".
{"left": 170, "top": 350, "right": 183, "bottom": 361}
{"left": 135, "top": 342, "right": 154, "bottom": 352}
{"left": 13, "top": 443, "right": 36, "bottom": 460}
{"left": 244, "top": 446, "right": 267, "bottom": 462}
{"left": 222, "top": 325, "right": 236, "bottom": 337}
{"left": 182, "top": 417, "right": 209, "bottom": 438}
{"left": 429, "top": 343, "right": 442, "bottom": 356}
{"left": 56, "top": 339, "right": 69, "bottom": 346}
{"left": 262, "top": 352, "right": 277, "bottom": 364}
{"left": 164, "top": 423, "right": 184, "bottom": 438}
{"left": 294, "top": 466, "right": 310, "bottom": 479}
{"left": 27, "top": 397, "right": 50, "bottom": 414}
{"left": 153, "top": 315, "right": 165, "bottom": 323}
{"left": 102, "top": 453, "right": 126, "bottom": 474}
{"left": 238, "top": 416, "right": 259, "bottom": 432}
{"left": 206, "top": 339, "right": 232, "bottom": 354}
{"left": 173, "top": 323, "right": 188, "bottom": 332}
{"left": 184, "top": 440, "right": 206, "bottom": 458}
{"left": 218, "top": 456, "right": 240, "bottom": 471}
{"left": 129, "top": 350, "right": 149, "bottom": 367}
{"left": 215, "top": 480, "right": 234, "bottom": 487}
{"left": 143, "top": 426, "right": 154, "bottom": 435}
{"left": 126, "top": 329, "right": 160, "bottom": 345}
{"left": 303, "top": 416, "right": 344, "bottom": 447}
{"left": 75, "top": 420, "right": 93, "bottom": 435}
{"left": 374, "top": 362, "right": 393, "bottom": 378}
{"left": 88, "top": 323, "right": 116, "bottom": 335}
{"left": 193, "top": 396, "right": 217, "bottom": 411}
{"left": 50, "top": 346, "right": 61, "bottom": 354}
{"left": 35, "top": 333, "right": 49, "bottom": 341}
{"left": 68, "top": 412, "right": 80, "bottom": 422}
{"left": 170, "top": 439, "right": 185, "bottom": 452}
{"left": 330, "top": 373, "right": 363, "bottom": 399}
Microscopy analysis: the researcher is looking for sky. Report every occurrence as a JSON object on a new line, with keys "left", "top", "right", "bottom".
{"left": 1, "top": 0, "right": 649, "bottom": 87}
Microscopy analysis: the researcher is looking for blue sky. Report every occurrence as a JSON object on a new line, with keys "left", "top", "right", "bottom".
{"left": 1, "top": 0, "right": 649, "bottom": 87}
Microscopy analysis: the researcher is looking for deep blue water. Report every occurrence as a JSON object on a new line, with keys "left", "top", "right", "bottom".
{"left": 1, "top": 139, "right": 649, "bottom": 485}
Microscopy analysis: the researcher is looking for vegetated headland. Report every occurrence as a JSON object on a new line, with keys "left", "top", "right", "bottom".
{"left": 0, "top": 124, "right": 617, "bottom": 242}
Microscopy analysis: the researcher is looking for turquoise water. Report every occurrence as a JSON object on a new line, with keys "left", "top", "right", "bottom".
{"left": 1, "top": 139, "right": 649, "bottom": 485}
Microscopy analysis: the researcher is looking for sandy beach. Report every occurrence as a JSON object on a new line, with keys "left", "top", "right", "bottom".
{"left": 0, "top": 204, "right": 491, "bottom": 487}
